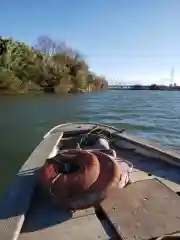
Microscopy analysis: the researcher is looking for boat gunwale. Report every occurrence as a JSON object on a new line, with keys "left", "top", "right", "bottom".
{"left": 0, "top": 132, "right": 64, "bottom": 240}
{"left": 44, "top": 122, "right": 180, "bottom": 166}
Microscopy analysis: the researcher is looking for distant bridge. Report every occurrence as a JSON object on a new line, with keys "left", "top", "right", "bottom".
{"left": 108, "top": 84, "right": 151, "bottom": 90}
{"left": 108, "top": 85, "right": 136, "bottom": 90}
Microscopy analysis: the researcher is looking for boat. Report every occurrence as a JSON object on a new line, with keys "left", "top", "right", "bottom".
{"left": 1, "top": 122, "right": 180, "bottom": 240}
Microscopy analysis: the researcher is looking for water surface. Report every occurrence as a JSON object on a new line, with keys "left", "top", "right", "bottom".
{"left": 0, "top": 90, "right": 180, "bottom": 194}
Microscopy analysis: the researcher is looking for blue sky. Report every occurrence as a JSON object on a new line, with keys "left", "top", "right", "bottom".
{"left": 1, "top": 0, "right": 180, "bottom": 84}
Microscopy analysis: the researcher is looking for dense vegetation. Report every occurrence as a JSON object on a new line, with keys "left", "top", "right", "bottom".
{"left": 0, "top": 36, "right": 108, "bottom": 94}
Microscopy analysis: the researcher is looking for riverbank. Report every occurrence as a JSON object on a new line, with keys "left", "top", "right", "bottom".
{"left": 0, "top": 36, "right": 108, "bottom": 94}
{"left": 0, "top": 86, "right": 106, "bottom": 95}
{"left": 109, "top": 84, "right": 180, "bottom": 91}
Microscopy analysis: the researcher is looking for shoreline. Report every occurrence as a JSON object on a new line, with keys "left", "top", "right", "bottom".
{"left": 108, "top": 88, "right": 180, "bottom": 91}
{"left": 0, "top": 89, "right": 107, "bottom": 95}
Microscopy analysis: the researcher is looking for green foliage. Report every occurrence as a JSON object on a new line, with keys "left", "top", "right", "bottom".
{"left": 0, "top": 36, "right": 108, "bottom": 94}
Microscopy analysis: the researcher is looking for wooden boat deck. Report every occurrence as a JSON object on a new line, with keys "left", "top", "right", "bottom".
{"left": 101, "top": 179, "right": 180, "bottom": 240}
{"left": 1, "top": 123, "right": 180, "bottom": 240}
{"left": 19, "top": 191, "right": 109, "bottom": 240}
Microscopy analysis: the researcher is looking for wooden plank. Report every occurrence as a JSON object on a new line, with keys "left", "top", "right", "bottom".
{"left": 130, "top": 170, "right": 180, "bottom": 193}
{"left": 159, "top": 178, "right": 180, "bottom": 192}
{"left": 20, "top": 215, "right": 108, "bottom": 240}
{"left": 157, "top": 233, "right": 180, "bottom": 240}
{"left": 72, "top": 207, "right": 95, "bottom": 218}
{"left": 100, "top": 179, "right": 180, "bottom": 240}
{"left": 130, "top": 170, "right": 155, "bottom": 182}
{"left": 19, "top": 191, "right": 108, "bottom": 240}
{"left": 0, "top": 132, "right": 63, "bottom": 240}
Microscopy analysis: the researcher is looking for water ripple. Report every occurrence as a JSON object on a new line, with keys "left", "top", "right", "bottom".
{"left": 0, "top": 90, "right": 180, "bottom": 162}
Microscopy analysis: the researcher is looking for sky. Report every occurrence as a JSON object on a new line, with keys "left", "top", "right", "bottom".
{"left": 1, "top": 0, "right": 180, "bottom": 85}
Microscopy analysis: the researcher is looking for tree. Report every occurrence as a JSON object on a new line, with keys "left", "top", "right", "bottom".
{"left": 149, "top": 84, "right": 159, "bottom": 90}
{"left": 34, "top": 35, "right": 63, "bottom": 56}
{"left": 0, "top": 36, "right": 109, "bottom": 94}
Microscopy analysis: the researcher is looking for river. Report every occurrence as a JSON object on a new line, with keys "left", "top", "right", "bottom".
{"left": 0, "top": 90, "right": 180, "bottom": 195}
